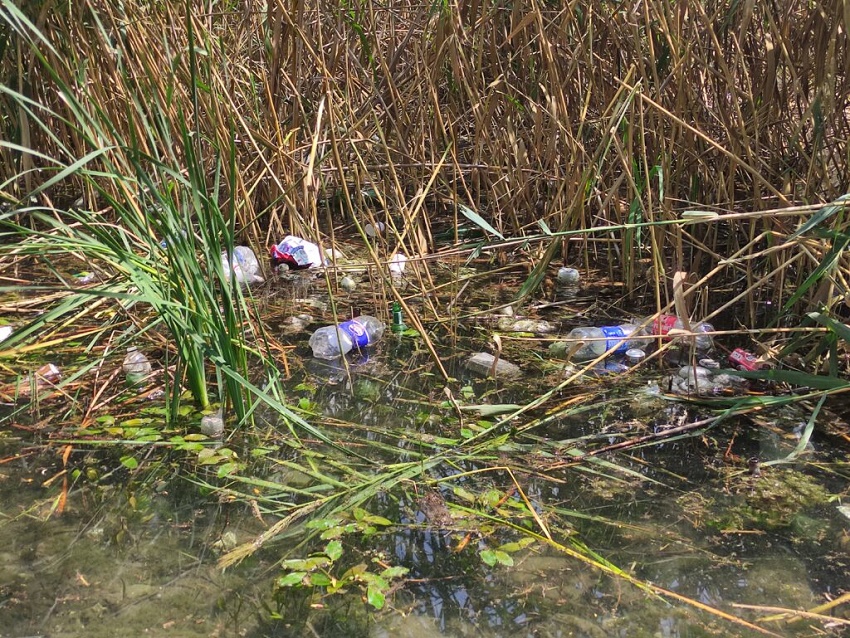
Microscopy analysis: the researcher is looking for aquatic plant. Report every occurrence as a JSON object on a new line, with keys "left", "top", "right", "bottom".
{"left": 0, "top": 1, "right": 324, "bottom": 437}
{"left": 2, "top": 1, "right": 850, "bottom": 635}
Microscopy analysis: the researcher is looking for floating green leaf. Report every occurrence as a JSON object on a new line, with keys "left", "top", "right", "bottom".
{"left": 366, "top": 584, "right": 385, "bottom": 609}
{"left": 325, "top": 540, "right": 344, "bottom": 561}
{"left": 277, "top": 572, "right": 307, "bottom": 587}
{"left": 310, "top": 573, "right": 333, "bottom": 587}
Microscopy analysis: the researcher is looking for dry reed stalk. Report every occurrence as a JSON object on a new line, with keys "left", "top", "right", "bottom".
{"left": 2, "top": 0, "right": 848, "bottom": 317}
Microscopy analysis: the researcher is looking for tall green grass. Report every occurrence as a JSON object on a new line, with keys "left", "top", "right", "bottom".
{"left": 0, "top": 1, "right": 286, "bottom": 428}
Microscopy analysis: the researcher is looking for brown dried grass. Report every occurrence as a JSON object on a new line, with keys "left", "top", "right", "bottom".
{"left": 2, "top": 0, "right": 849, "bottom": 322}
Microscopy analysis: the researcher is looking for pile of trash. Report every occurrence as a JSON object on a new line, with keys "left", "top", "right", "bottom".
{"left": 545, "top": 313, "right": 767, "bottom": 396}
{"left": 219, "top": 233, "right": 409, "bottom": 290}
{"left": 454, "top": 265, "right": 768, "bottom": 392}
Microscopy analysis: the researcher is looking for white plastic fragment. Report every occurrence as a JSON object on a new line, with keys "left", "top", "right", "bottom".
{"left": 389, "top": 252, "right": 407, "bottom": 276}
{"left": 365, "top": 222, "right": 385, "bottom": 238}
{"left": 340, "top": 275, "right": 357, "bottom": 292}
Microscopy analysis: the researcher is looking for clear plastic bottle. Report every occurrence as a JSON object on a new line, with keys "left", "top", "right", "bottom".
{"left": 221, "top": 246, "right": 264, "bottom": 284}
{"left": 644, "top": 314, "right": 714, "bottom": 352}
{"left": 123, "top": 347, "right": 151, "bottom": 386}
{"left": 566, "top": 324, "right": 642, "bottom": 360}
{"left": 308, "top": 315, "right": 385, "bottom": 359}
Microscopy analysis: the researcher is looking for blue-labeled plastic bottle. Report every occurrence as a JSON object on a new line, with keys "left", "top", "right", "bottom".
{"left": 566, "top": 324, "right": 641, "bottom": 360}
{"left": 308, "top": 315, "right": 385, "bottom": 359}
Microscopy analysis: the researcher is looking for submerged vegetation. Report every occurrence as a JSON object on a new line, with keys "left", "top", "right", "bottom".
{"left": 1, "top": 0, "right": 850, "bottom": 635}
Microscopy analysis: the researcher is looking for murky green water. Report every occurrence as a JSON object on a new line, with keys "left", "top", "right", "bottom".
{"left": 2, "top": 267, "right": 850, "bottom": 637}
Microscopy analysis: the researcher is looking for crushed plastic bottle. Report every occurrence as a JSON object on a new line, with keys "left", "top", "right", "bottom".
{"left": 566, "top": 324, "right": 642, "bottom": 360}
{"left": 711, "top": 373, "right": 747, "bottom": 393}
{"left": 662, "top": 363, "right": 748, "bottom": 396}
{"left": 699, "top": 358, "right": 721, "bottom": 370}
{"left": 497, "top": 317, "right": 557, "bottom": 334}
{"left": 677, "top": 365, "right": 713, "bottom": 382}
{"left": 221, "top": 246, "right": 264, "bottom": 285}
{"left": 284, "top": 314, "right": 314, "bottom": 333}
{"left": 592, "top": 359, "right": 629, "bottom": 375}
{"left": 122, "top": 347, "right": 152, "bottom": 387}
{"left": 643, "top": 314, "right": 714, "bottom": 352}
{"left": 270, "top": 236, "right": 325, "bottom": 269}
{"left": 308, "top": 315, "right": 385, "bottom": 359}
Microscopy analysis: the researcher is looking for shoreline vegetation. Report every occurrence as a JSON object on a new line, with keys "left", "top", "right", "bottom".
{"left": 1, "top": 1, "right": 849, "bottom": 634}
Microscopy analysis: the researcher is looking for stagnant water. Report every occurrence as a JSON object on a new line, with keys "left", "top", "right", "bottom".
{"left": 1, "top": 270, "right": 849, "bottom": 637}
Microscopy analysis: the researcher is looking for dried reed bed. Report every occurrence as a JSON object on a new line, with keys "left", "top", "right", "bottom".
{"left": 2, "top": 0, "right": 848, "bottom": 319}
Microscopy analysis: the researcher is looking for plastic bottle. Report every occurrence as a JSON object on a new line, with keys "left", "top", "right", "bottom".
{"left": 643, "top": 314, "right": 714, "bottom": 352}
{"left": 221, "top": 246, "right": 264, "bottom": 285}
{"left": 309, "top": 315, "right": 385, "bottom": 359}
{"left": 123, "top": 347, "right": 151, "bottom": 386}
{"left": 566, "top": 324, "right": 642, "bottom": 360}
